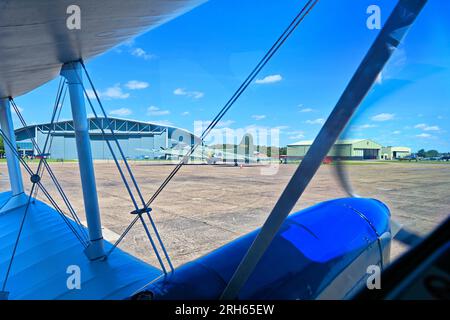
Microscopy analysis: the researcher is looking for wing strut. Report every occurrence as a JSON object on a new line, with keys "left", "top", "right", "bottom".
{"left": 220, "top": 0, "right": 428, "bottom": 300}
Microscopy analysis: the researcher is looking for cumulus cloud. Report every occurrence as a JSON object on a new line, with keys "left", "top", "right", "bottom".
{"left": 198, "top": 119, "right": 235, "bottom": 129}
{"left": 415, "top": 123, "right": 439, "bottom": 131}
{"left": 173, "top": 88, "right": 204, "bottom": 99}
{"left": 371, "top": 113, "right": 395, "bottom": 121}
{"left": 86, "top": 89, "right": 98, "bottom": 99}
{"left": 255, "top": 74, "right": 282, "bottom": 84}
{"left": 147, "top": 106, "right": 170, "bottom": 116}
{"left": 306, "top": 118, "right": 325, "bottom": 125}
{"left": 352, "top": 124, "right": 377, "bottom": 131}
{"left": 299, "top": 107, "right": 314, "bottom": 113}
{"left": 11, "top": 105, "right": 24, "bottom": 114}
{"left": 125, "top": 80, "right": 149, "bottom": 90}
{"left": 151, "top": 120, "right": 173, "bottom": 126}
{"left": 288, "top": 130, "right": 305, "bottom": 140}
{"left": 102, "top": 85, "right": 130, "bottom": 99}
{"left": 181, "top": 111, "right": 190, "bottom": 116}
{"left": 131, "top": 48, "right": 155, "bottom": 60}
{"left": 414, "top": 123, "right": 426, "bottom": 129}
{"left": 85, "top": 84, "right": 131, "bottom": 100}
{"left": 109, "top": 108, "right": 132, "bottom": 116}
{"left": 359, "top": 124, "right": 377, "bottom": 129}
{"left": 251, "top": 114, "right": 266, "bottom": 121}
{"left": 416, "top": 133, "right": 431, "bottom": 138}
{"left": 216, "top": 120, "right": 235, "bottom": 127}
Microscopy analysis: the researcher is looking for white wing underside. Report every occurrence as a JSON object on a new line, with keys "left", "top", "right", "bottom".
{"left": 0, "top": 0, "right": 206, "bottom": 99}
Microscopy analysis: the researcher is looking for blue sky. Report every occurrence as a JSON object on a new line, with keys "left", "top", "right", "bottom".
{"left": 14, "top": 0, "right": 450, "bottom": 152}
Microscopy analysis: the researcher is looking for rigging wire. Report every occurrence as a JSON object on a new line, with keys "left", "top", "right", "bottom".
{"left": 104, "top": 0, "right": 318, "bottom": 253}
{"left": 1, "top": 182, "right": 37, "bottom": 292}
{"left": 74, "top": 61, "right": 173, "bottom": 272}
{"left": 145, "top": 0, "right": 318, "bottom": 208}
{"left": 32, "top": 85, "right": 68, "bottom": 201}
{"left": 220, "top": 0, "right": 427, "bottom": 299}
{"left": 9, "top": 85, "right": 89, "bottom": 242}
{"left": 0, "top": 129, "right": 88, "bottom": 248}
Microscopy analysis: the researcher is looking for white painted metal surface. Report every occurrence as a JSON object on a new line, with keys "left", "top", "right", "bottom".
{"left": 0, "top": 0, "right": 205, "bottom": 98}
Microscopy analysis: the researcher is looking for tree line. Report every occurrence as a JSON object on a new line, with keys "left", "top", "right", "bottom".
{"left": 416, "top": 149, "right": 448, "bottom": 158}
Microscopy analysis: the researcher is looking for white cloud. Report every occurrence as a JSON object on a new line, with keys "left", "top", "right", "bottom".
{"left": 416, "top": 133, "right": 431, "bottom": 138}
{"left": 11, "top": 106, "right": 24, "bottom": 114}
{"left": 353, "top": 124, "right": 377, "bottom": 130}
{"left": 102, "top": 84, "right": 130, "bottom": 99}
{"left": 85, "top": 85, "right": 129, "bottom": 100}
{"left": 109, "top": 108, "right": 132, "bottom": 116}
{"left": 393, "top": 130, "right": 401, "bottom": 134}
{"left": 289, "top": 134, "right": 305, "bottom": 140}
{"left": 131, "top": 48, "right": 155, "bottom": 60}
{"left": 173, "top": 88, "right": 186, "bottom": 95}
{"left": 414, "top": 123, "right": 427, "bottom": 129}
{"left": 199, "top": 119, "right": 235, "bottom": 129}
{"left": 306, "top": 118, "right": 325, "bottom": 125}
{"left": 122, "top": 38, "right": 136, "bottom": 47}
{"left": 360, "top": 124, "right": 377, "bottom": 129}
{"left": 151, "top": 120, "right": 173, "bottom": 126}
{"left": 414, "top": 123, "right": 440, "bottom": 131}
{"left": 147, "top": 106, "right": 170, "bottom": 116}
{"left": 288, "top": 130, "right": 305, "bottom": 140}
{"left": 299, "top": 107, "right": 314, "bottom": 113}
{"left": 371, "top": 113, "right": 395, "bottom": 121}
{"left": 251, "top": 114, "right": 266, "bottom": 121}
{"left": 86, "top": 89, "right": 98, "bottom": 99}
{"left": 181, "top": 111, "right": 190, "bottom": 116}
{"left": 125, "top": 80, "right": 149, "bottom": 90}
{"left": 217, "top": 120, "right": 235, "bottom": 127}
{"left": 173, "top": 88, "right": 204, "bottom": 99}
{"left": 255, "top": 74, "right": 282, "bottom": 84}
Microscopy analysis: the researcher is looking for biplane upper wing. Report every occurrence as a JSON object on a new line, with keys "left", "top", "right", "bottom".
{"left": 0, "top": 0, "right": 206, "bottom": 98}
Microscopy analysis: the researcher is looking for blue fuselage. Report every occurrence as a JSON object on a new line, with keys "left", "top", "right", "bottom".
{"left": 134, "top": 197, "right": 391, "bottom": 300}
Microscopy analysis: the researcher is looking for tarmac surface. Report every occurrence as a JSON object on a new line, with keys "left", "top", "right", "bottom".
{"left": 1, "top": 161, "right": 449, "bottom": 268}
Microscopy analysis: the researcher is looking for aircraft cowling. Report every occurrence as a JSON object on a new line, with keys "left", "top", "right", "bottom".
{"left": 133, "top": 197, "right": 391, "bottom": 300}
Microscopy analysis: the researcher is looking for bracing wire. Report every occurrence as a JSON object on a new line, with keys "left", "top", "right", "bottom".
{"left": 1, "top": 183, "right": 37, "bottom": 292}
{"left": 103, "top": 0, "right": 318, "bottom": 257}
{"left": 9, "top": 85, "right": 89, "bottom": 243}
{"left": 73, "top": 62, "right": 173, "bottom": 272}
{"left": 145, "top": 0, "right": 318, "bottom": 208}
{"left": 32, "top": 85, "right": 68, "bottom": 201}
{"left": 0, "top": 129, "right": 89, "bottom": 248}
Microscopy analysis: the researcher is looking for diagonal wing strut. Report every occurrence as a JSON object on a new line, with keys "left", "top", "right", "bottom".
{"left": 220, "top": 0, "right": 428, "bottom": 300}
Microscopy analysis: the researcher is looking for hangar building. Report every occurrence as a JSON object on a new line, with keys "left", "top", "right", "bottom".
{"left": 14, "top": 117, "right": 201, "bottom": 160}
{"left": 381, "top": 146, "right": 411, "bottom": 160}
{"left": 287, "top": 139, "right": 383, "bottom": 161}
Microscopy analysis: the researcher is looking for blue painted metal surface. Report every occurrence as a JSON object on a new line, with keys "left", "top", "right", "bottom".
{"left": 61, "top": 62, "right": 105, "bottom": 259}
{"left": 0, "top": 191, "right": 162, "bottom": 299}
{"left": 0, "top": 192, "right": 390, "bottom": 300}
{"left": 0, "top": 98, "right": 24, "bottom": 196}
{"left": 135, "top": 198, "right": 391, "bottom": 300}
